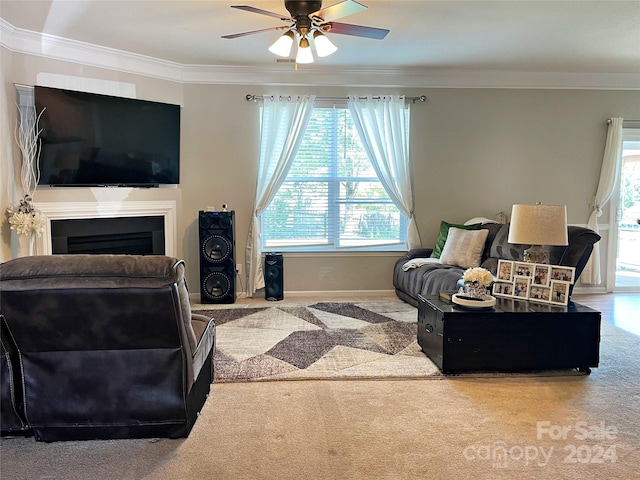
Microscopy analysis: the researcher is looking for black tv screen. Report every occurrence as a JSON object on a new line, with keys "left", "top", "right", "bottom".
{"left": 35, "top": 86, "right": 180, "bottom": 186}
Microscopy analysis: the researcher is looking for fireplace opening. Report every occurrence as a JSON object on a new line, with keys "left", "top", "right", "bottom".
{"left": 51, "top": 216, "right": 165, "bottom": 255}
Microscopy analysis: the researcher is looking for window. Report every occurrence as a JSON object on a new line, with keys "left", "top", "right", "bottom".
{"left": 609, "top": 129, "right": 640, "bottom": 290}
{"left": 261, "top": 105, "right": 408, "bottom": 251}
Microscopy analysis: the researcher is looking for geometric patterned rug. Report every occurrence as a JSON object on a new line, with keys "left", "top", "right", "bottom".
{"left": 195, "top": 301, "right": 442, "bottom": 382}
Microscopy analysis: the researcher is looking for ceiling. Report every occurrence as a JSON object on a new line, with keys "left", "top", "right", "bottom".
{"left": 1, "top": 1, "right": 639, "bottom": 87}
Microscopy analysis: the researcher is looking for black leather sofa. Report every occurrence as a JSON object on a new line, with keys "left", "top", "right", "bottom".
{"left": 0, "top": 254, "right": 215, "bottom": 442}
{"left": 393, "top": 223, "right": 601, "bottom": 307}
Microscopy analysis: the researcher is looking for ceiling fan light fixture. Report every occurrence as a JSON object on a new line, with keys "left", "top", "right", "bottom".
{"left": 313, "top": 30, "right": 338, "bottom": 57}
{"left": 268, "top": 30, "right": 295, "bottom": 57}
{"left": 295, "top": 36, "right": 314, "bottom": 64}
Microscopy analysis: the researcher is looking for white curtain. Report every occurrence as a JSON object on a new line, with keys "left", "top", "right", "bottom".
{"left": 583, "top": 118, "right": 624, "bottom": 285}
{"left": 2, "top": 85, "right": 35, "bottom": 261}
{"left": 1, "top": 81, "right": 18, "bottom": 261}
{"left": 347, "top": 95, "right": 420, "bottom": 249}
{"left": 246, "top": 95, "right": 315, "bottom": 295}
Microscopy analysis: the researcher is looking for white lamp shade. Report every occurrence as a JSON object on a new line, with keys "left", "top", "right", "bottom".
{"left": 268, "top": 32, "right": 294, "bottom": 57}
{"left": 508, "top": 204, "right": 568, "bottom": 246}
{"left": 295, "top": 39, "right": 314, "bottom": 64}
{"left": 313, "top": 31, "right": 337, "bottom": 57}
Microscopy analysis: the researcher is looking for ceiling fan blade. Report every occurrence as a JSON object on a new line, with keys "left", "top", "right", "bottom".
{"left": 230, "top": 5, "right": 292, "bottom": 21}
{"left": 312, "top": 0, "right": 367, "bottom": 22}
{"left": 222, "top": 26, "right": 287, "bottom": 40}
{"left": 323, "top": 22, "right": 389, "bottom": 40}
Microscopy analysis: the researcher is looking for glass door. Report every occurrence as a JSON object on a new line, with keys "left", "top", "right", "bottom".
{"left": 612, "top": 134, "right": 640, "bottom": 290}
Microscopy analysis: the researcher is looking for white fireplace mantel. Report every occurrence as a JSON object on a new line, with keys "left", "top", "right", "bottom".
{"left": 34, "top": 200, "right": 177, "bottom": 256}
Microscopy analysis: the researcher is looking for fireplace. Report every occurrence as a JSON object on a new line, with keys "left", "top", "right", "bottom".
{"left": 51, "top": 216, "right": 165, "bottom": 255}
{"left": 34, "top": 200, "right": 177, "bottom": 257}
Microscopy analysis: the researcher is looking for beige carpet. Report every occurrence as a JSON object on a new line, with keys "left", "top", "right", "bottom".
{"left": 2, "top": 297, "right": 638, "bottom": 479}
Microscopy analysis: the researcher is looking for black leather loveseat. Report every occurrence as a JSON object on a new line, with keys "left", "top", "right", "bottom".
{"left": 393, "top": 222, "right": 601, "bottom": 307}
{"left": 0, "top": 254, "right": 215, "bottom": 442}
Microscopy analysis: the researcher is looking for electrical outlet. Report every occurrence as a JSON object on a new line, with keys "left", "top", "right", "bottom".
{"left": 236, "top": 263, "right": 243, "bottom": 275}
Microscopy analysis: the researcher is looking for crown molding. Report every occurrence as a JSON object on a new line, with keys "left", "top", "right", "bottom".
{"left": 1, "top": 18, "right": 184, "bottom": 81}
{"left": 2, "top": 18, "right": 639, "bottom": 90}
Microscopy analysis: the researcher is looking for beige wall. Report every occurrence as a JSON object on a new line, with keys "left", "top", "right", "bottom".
{"left": 3, "top": 48, "right": 639, "bottom": 295}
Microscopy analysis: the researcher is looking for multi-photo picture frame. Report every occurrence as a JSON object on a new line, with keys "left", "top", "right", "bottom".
{"left": 493, "top": 260, "right": 575, "bottom": 306}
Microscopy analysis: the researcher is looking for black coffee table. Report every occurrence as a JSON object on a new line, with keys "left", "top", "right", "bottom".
{"left": 417, "top": 294, "right": 601, "bottom": 374}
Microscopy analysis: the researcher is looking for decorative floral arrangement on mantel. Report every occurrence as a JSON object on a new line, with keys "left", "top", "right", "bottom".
{"left": 461, "top": 266, "right": 495, "bottom": 298}
{"left": 7, "top": 194, "right": 45, "bottom": 237}
{"left": 6, "top": 105, "right": 46, "bottom": 248}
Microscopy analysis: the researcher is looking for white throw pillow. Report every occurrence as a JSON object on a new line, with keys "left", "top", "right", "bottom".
{"left": 439, "top": 227, "right": 489, "bottom": 268}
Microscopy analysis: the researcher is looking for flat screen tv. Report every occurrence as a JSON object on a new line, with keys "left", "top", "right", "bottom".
{"left": 35, "top": 86, "right": 180, "bottom": 187}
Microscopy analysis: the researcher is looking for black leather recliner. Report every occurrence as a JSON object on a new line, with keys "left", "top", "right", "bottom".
{"left": 0, "top": 254, "right": 215, "bottom": 442}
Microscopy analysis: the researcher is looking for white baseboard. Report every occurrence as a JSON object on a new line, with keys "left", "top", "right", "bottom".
{"left": 282, "top": 289, "right": 396, "bottom": 298}
{"left": 190, "top": 289, "right": 396, "bottom": 303}
{"left": 189, "top": 286, "right": 614, "bottom": 304}
{"left": 572, "top": 285, "right": 608, "bottom": 295}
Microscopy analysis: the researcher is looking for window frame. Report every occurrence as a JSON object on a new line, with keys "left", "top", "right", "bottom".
{"left": 260, "top": 102, "right": 409, "bottom": 253}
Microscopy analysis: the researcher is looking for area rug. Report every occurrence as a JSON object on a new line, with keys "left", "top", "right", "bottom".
{"left": 196, "top": 301, "right": 442, "bottom": 382}
{"left": 195, "top": 300, "right": 588, "bottom": 382}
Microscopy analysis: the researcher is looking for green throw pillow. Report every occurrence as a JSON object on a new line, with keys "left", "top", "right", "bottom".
{"left": 430, "top": 221, "right": 483, "bottom": 259}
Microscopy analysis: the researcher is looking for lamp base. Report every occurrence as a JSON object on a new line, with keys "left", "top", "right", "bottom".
{"left": 523, "top": 245, "right": 549, "bottom": 264}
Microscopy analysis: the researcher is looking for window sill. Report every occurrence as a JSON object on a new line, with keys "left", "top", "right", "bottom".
{"left": 263, "top": 250, "right": 407, "bottom": 258}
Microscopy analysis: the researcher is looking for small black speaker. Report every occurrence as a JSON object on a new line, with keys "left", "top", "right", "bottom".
{"left": 264, "top": 252, "right": 283, "bottom": 301}
{"left": 199, "top": 210, "right": 235, "bottom": 303}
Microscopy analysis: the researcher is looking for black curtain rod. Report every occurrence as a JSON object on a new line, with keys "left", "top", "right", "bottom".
{"left": 245, "top": 94, "right": 428, "bottom": 104}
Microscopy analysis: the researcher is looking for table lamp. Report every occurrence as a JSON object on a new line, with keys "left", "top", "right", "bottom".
{"left": 508, "top": 203, "right": 568, "bottom": 263}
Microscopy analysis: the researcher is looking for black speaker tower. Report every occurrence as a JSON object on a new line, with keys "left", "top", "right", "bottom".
{"left": 264, "top": 252, "right": 284, "bottom": 301}
{"left": 199, "top": 210, "right": 235, "bottom": 304}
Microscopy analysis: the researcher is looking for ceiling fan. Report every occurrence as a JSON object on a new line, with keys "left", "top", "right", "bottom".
{"left": 221, "top": 0, "right": 390, "bottom": 64}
